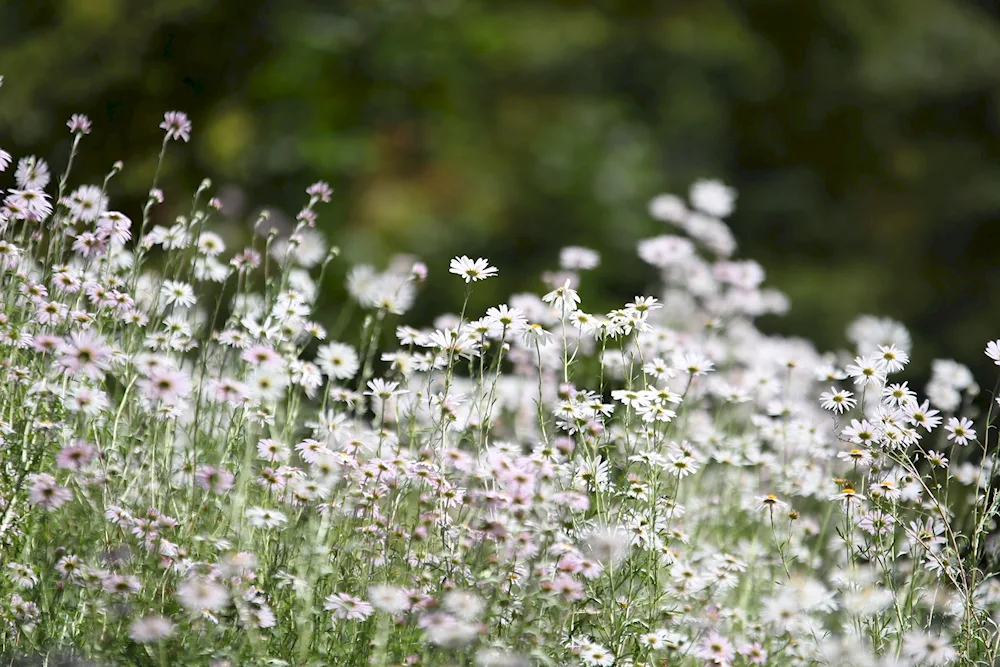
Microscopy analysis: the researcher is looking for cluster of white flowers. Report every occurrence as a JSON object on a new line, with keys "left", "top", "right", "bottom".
{"left": 0, "top": 85, "right": 998, "bottom": 667}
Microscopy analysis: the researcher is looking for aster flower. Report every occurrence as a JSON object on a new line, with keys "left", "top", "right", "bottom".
{"left": 483, "top": 304, "right": 528, "bottom": 337}
{"left": 877, "top": 343, "right": 909, "bottom": 373}
{"left": 27, "top": 473, "right": 72, "bottom": 511}
{"left": 694, "top": 631, "right": 735, "bottom": 665}
{"left": 103, "top": 574, "right": 141, "bottom": 597}
{"left": 449, "top": 255, "right": 497, "bottom": 283}
{"left": 819, "top": 387, "right": 856, "bottom": 414}
{"left": 57, "top": 330, "right": 113, "bottom": 380}
{"left": 905, "top": 399, "right": 942, "bottom": 431}
{"left": 845, "top": 355, "right": 887, "bottom": 387}
{"left": 944, "top": 417, "right": 976, "bottom": 446}
{"left": 159, "top": 280, "right": 196, "bottom": 308}
{"left": 984, "top": 339, "right": 1000, "bottom": 366}
{"left": 138, "top": 367, "right": 193, "bottom": 404}
{"left": 160, "top": 111, "right": 192, "bottom": 142}
{"left": 755, "top": 494, "right": 786, "bottom": 512}
{"left": 541, "top": 279, "right": 581, "bottom": 313}
{"left": 857, "top": 510, "right": 895, "bottom": 536}
{"left": 882, "top": 381, "right": 916, "bottom": 408}
{"left": 324, "top": 592, "right": 373, "bottom": 621}
{"left": 841, "top": 419, "right": 878, "bottom": 447}
{"left": 67, "top": 185, "right": 107, "bottom": 222}
{"left": 578, "top": 641, "right": 614, "bottom": 667}
{"left": 315, "top": 341, "right": 360, "bottom": 379}
{"left": 830, "top": 486, "right": 865, "bottom": 503}
{"left": 902, "top": 630, "right": 957, "bottom": 666}
{"left": 246, "top": 507, "right": 288, "bottom": 529}
{"left": 67, "top": 114, "right": 92, "bottom": 135}
{"left": 675, "top": 352, "right": 715, "bottom": 376}
{"left": 56, "top": 440, "right": 97, "bottom": 470}
{"left": 194, "top": 466, "right": 235, "bottom": 494}
{"left": 365, "top": 378, "right": 407, "bottom": 399}
{"left": 15, "top": 156, "right": 50, "bottom": 190}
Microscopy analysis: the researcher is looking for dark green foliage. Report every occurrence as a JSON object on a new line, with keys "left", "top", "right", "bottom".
{"left": 3, "top": 0, "right": 1000, "bottom": 382}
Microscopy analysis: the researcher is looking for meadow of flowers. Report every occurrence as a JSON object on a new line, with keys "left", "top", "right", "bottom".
{"left": 1, "top": 80, "right": 1000, "bottom": 666}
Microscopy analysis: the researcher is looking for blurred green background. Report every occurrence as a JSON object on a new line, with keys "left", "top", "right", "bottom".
{"left": 2, "top": 0, "right": 1000, "bottom": 383}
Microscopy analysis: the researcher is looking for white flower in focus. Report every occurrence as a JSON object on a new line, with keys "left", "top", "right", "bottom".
{"left": 160, "top": 111, "right": 192, "bottom": 142}
{"left": 160, "top": 280, "right": 196, "bottom": 308}
{"left": 985, "top": 339, "right": 1000, "bottom": 366}
{"left": 449, "top": 255, "right": 498, "bottom": 283}
{"left": 819, "top": 387, "right": 856, "bottom": 414}
{"left": 944, "top": 417, "right": 976, "bottom": 446}
{"left": 845, "top": 355, "right": 886, "bottom": 388}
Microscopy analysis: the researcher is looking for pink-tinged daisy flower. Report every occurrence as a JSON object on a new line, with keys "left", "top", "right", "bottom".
{"left": 31, "top": 334, "right": 61, "bottom": 354}
{"left": 102, "top": 574, "right": 141, "bottom": 597}
{"left": 67, "top": 114, "right": 92, "bottom": 135}
{"left": 138, "top": 367, "right": 193, "bottom": 404}
{"left": 35, "top": 300, "right": 68, "bottom": 326}
{"left": 694, "top": 631, "right": 735, "bottom": 665}
{"left": 15, "top": 156, "right": 50, "bottom": 190}
{"left": 27, "top": 473, "right": 72, "bottom": 511}
{"left": 739, "top": 642, "right": 768, "bottom": 665}
{"left": 56, "top": 440, "right": 96, "bottom": 470}
{"left": 66, "top": 185, "right": 107, "bottom": 222}
{"left": 57, "top": 330, "right": 113, "bottom": 380}
{"left": 6, "top": 188, "right": 53, "bottom": 221}
{"left": 194, "top": 466, "right": 235, "bottom": 495}
{"left": 242, "top": 345, "right": 282, "bottom": 368}
{"left": 245, "top": 506, "right": 288, "bottom": 529}
{"left": 160, "top": 111, "right": 192, "bottom": 142}
{"left": 306, "top": 181, "right": 334, "bottom": 203}
{"left": 324, "top": 592, "right": 373, "bottom": 621}
{"left": 207, "top": 377, "right": 250, "bottom": 407}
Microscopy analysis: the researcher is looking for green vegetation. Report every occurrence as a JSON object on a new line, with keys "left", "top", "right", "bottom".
{"left": 3, "top": 0, "right": 1000, "bottom": 380}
